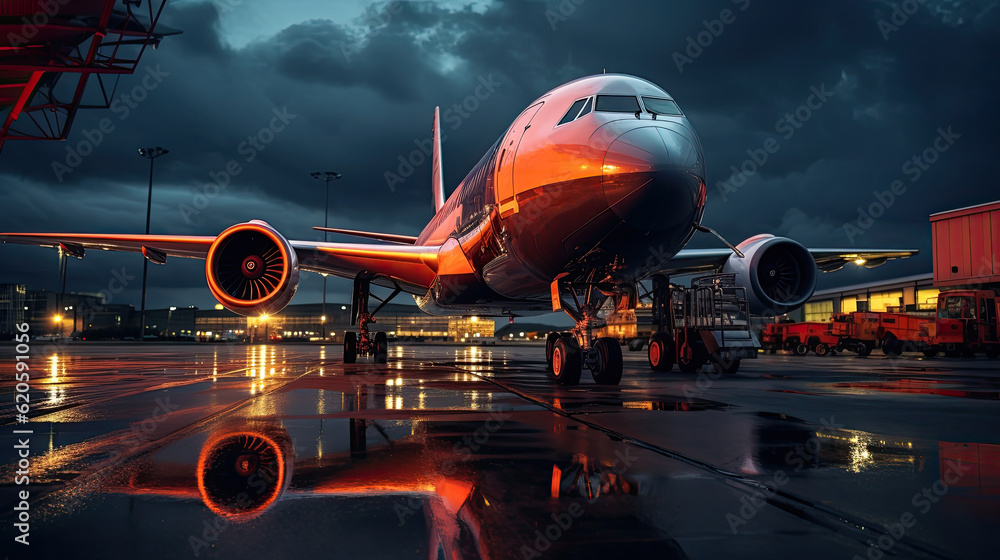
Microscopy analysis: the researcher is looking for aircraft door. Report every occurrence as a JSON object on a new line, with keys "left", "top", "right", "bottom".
{"left": 495, "top": 102, "right": 543, "bottom": 218}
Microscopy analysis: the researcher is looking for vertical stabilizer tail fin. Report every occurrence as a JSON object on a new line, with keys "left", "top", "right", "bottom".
{"left": 432, "top": 106, "right": 445, "bottom": 212}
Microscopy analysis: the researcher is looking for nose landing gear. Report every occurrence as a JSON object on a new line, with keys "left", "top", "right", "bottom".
{"left": 545, "top": 274, "right": 625, "bottom": 385}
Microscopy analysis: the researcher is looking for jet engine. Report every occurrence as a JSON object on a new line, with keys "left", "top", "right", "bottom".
{"left": 206, "top": 220, "right": 299, "bottom": 316}
{"left": 722, "top": 234, "right": 816, "bottom": 315}
{"left": 197, "top": 425, "right": 294, "bottom": 520}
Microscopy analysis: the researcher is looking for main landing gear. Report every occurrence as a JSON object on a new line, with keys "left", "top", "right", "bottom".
{"left": 343, "top": 271, "right": 400, "bottom": 364}
{"left": 544, "top": 273, "right": 626, "bottom": 385}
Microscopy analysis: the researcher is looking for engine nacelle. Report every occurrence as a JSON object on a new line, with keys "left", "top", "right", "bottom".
{"left": 206, "top": 220, "right": 299, "bottom": 316}
{"left": 197, "top": 424, "right": 294, "bottom": 520}
{"left": 722, "top": 234, "right": 817, "bottom": 315}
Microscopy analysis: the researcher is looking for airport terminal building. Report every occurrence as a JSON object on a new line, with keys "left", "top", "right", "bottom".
{"left": 185, "top": 303, "right": 495, "bottom": 343}
{"left": 0, "top": 289, "right": 495, "bottom": 343}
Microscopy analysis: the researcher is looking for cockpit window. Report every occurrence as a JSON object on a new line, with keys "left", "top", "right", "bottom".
{"left": 577, "top": 96, "right": 592, "bottom": 117}
{"left": 641, "top": 97, "right": 683, "bottom": 116}
{"left": 595, "top": 95, "right": 641, "bottom": 113}
{"left": 558, "top": 98, "right": 588, "bottom": 125}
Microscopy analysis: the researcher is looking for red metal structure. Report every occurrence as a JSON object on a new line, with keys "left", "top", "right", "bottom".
{"left": 0, "top": 0, "right": 174, "bottom": 152}
{"left": 930, "top": 200, "right": 1000, "bottom": 288}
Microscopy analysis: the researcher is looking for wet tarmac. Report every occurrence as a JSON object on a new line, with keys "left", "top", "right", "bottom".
{"left": 1, "top": 342, "right": 998, "bottom": 559}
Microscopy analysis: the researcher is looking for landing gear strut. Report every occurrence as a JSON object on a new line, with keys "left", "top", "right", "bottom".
{"left": 545, "top": 273, "right": 625, "bottom": 385}
{"left": 343, "top": 271, "right": 399, "bottom": 364}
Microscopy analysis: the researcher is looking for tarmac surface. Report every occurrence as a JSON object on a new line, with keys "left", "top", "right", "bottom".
{"left": 1, "top": 342, "right": 998, "bottom": 559}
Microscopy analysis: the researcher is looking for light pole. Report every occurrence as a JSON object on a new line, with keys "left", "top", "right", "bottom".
{"left": 138, "top": 147, "right": 169, "bottom": 339}
{"left": 310, "top": 171, "right": 342, "bottom": 340}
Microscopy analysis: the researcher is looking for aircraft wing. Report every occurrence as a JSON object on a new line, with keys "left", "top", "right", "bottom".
{"left": 659, "top": 247, "right": 920, "bottom": 276}
{"left": 0, "top": 232, "right": 216, "bottom": 259}
{"left": 0, "top": 231, "right": 453, "bottom": 292}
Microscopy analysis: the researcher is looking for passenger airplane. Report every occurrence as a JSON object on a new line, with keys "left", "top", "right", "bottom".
{"left": 1, "top": 74, "right": 916, "bottom": 384}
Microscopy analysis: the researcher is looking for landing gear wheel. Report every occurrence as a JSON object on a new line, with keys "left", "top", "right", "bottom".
{"left": 592, "top": 338, "right": 623, "bottom": 385}
{"left": 794, "top": 343, "right": 809, "bottom": 356}
{"left": 343, "top": 332, "right": 357, "bottom": 364}
{"left": 648, "top": 332, "right": 675, "bottom": 372}
{"left": 922, "top": 348, "right": 939, "bottom": 358}
{"left": 710, "top": 353, "right": 740, "bottom": 374}
{"left": 373, "top": 331, "right": 388, "bottom": 364}
{"left": 545, "top": 332, "right": 561, "bottom": 371}
{"left": 814, "top": 343, "right": 829, "bottom": 356}
{"left": 551, "top": 337, "right": 582, "bottom": 385}
{"left": 881, "top": 333, "right": 902, "bottom": 356}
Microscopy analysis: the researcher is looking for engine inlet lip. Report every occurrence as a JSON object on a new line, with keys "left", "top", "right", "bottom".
{"left": 206, "top": 223, "right": 292, "bottom": 308}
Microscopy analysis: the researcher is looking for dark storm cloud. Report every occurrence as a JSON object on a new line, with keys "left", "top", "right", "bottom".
{"left": 1, "top": 0, "right": 997, "bottom": 308}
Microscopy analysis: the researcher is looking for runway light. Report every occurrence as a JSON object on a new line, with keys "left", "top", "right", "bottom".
{"left": 854, "top": 258, "right": 867, "bottom": 266}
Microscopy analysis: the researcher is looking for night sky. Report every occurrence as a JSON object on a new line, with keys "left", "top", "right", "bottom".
{"left": 1, "top": 0, "right": 997, "bottom": 317}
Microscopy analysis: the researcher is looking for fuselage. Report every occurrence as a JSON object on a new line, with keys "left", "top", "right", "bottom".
{"left": 414, "top": 74, "right": 707, "bottom": 316}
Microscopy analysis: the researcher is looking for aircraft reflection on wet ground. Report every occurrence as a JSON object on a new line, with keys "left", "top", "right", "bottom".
{"left": 0, "top": 343, "right": 998, "bottom": 559}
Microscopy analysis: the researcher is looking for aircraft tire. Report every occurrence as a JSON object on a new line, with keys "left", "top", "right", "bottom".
{"left": 374, "top": 331, "right": 388, "bottom": 364}
{"left": 344, "top": 332, "right": 357, "bottom": 364}
{"left": 592, "top": 338, "right": 623, "bottom": 385}
{"left": 545, "top": 332, "right": 561, "bottom": 371}
{"left": 551, "top": 337, "right": 582, "bottom": 385}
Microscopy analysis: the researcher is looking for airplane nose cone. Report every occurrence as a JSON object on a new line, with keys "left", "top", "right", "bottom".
{"left": 602, "top": 127, "right": 705, "bottom": 232}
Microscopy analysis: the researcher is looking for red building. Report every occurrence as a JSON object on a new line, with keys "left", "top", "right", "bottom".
{"left": 930, "top": 200, "right": 1000, "bottom": 288}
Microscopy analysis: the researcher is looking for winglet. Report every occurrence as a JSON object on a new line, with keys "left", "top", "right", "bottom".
{"left": 432, "top": 106, "right": 445, "bottom": 212}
